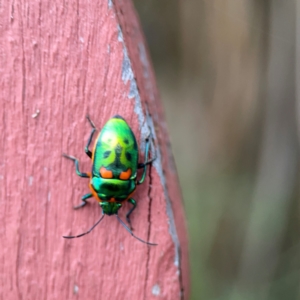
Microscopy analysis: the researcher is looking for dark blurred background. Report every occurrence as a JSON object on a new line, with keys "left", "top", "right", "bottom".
{"left": 133, "top": 1, "right": 300, "bottom": 299}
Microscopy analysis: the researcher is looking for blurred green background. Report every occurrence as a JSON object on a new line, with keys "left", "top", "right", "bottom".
{"left": 133, "top": 1, "right": 300, "bottom": 300}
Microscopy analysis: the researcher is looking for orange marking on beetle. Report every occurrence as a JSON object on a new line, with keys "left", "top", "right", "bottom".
{"left": 100, "top": 167, "right": 113, "bottom": 179}
{"left": 119, "top": 168, "right": 132, "bottom": 180}
{"left": 91, "top": 133, "right": 101, "bottom": 163}
{"left": 88, "top": 182, "right": 101, "bottom": 203}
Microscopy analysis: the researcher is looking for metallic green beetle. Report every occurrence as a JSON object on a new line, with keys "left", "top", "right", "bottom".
{"left": 63, "top": 115, "right": 156, "bottom": 246}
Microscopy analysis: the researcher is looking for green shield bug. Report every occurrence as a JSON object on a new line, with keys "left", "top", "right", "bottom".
{"left": 63, "top": 115, "right": 157, "bottom": 246}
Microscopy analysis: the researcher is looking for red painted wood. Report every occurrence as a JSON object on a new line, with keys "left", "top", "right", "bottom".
{"left": 0, "top": 1, "right": 189, "bottom": 299}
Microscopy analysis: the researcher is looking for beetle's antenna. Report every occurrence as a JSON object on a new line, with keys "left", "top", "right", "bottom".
{"left": 115, "top": 215, "right": 157, "bottom": 246}
{"left": 63, "top": 214, "right": 105, "bottom": 239}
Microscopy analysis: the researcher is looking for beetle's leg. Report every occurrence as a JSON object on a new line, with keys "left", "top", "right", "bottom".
{"left": 86, "top": 114, "right": 97, "bottom": 129}
{"left": 74, "top": 193, "right": 93, "bottom": 209}
{"left": 62, "top": 154, "right": 90, "bottom": 178}
{"left": 137, "top": 156, "right": 156, "bottom": 169}
{"left": 137, "top": 137, "right": 156, "bottom": 185}
{"left": 126, "top": 198, "right": 136, "bottom": 230}
{"left": 84, "top": 128, "right": 96, "bottom": 159}
{"left": 85, "top": 115, "right": 97, "bottom": 159}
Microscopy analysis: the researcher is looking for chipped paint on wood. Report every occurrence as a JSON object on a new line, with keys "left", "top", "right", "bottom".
{"left": 118, "top": 25, "right": 150, "bottom": 144}
{"left": 112, "top": 1, "right": 190, "bottom": 298}
{"left": 116, "top": 12, "right": 183, "bottom": 281}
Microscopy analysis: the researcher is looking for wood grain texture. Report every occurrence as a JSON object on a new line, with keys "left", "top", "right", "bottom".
{"left": 0, "top": 1, "right": 189, "bottom": 299}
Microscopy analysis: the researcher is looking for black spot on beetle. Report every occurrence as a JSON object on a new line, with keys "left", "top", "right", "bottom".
{"left": 124, "top": 138, "right": 129, "bottom": 145}
{"left": 103, "top": 151, "right": 111, "bottom": 158}
{"left": 125, "top": 152, "right": 132, "bottom": 161}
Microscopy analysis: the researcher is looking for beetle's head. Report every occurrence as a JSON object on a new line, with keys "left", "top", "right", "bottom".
{"left": 100, "top": 202, "right": 122, "bottom": 215}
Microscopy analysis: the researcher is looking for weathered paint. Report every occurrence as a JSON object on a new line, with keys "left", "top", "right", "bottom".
{"left": 113, "top": 1, "right": 190, "bottom": 298}
{"left": 0, "top": 0, "right": 189, "bottom": 300}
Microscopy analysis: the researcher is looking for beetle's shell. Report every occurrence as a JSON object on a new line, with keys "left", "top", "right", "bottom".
{"left": 92, "top": 115, "right": 138, "bottom": 178}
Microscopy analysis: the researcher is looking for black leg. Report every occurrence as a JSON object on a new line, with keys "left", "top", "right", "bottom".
{"left": 138, "top": 156, "right": 156, "bottom": 169}
{"left": 137, "top": 137, "right": 156, "bottom": 185}
{"left": 74, "top": 193, "right": 93, "bottom": 209}
{"left": 85, "top": 115, "right": 97, "bottom": 159}
{"left": 126, "top": 198, "right": 136, "bottom": 230}
{"left": 62, "top": 154, "right": 90, "bottom": 178}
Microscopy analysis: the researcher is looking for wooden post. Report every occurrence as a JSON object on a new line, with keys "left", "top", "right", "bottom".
{"left": 0, "top": 0, "right": 189, "bottom": 299}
